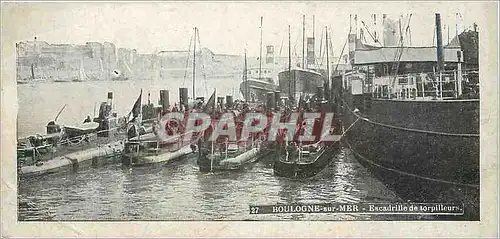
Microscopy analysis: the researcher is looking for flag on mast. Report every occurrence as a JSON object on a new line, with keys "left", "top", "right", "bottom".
{"left": 128, "top": 89, "right": 143, "bottom": 123}
{"left": 203, "top": 89, "right": 216, "bottom": 115}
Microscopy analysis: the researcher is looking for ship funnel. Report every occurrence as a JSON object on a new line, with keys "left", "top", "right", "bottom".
{"left": 266, "top": 92, "right": 275, "bottom": 109}
{"left": 226, "top": 95, "right": 233, "bottom": 108}
{"left": 274, "top": 91, "right": 281, "bottom": 109}
{"left": 307, "top": 37, "right": 315, "bottom": 65}
{"left": 348, "top": 16, "right": 357, "bottom": 64}
{"left": 435, "top": 13, "right": 444, "bottom": 71}
{"left": 159, "top": 90, "right": 170, "bottom": 112}
{"left": 107, "top": 92, "right": 113, "bottom": 105}
{"left": 217, "top": 97, "right": 224, "bottom": 107}
{"left": 266, "top": 45, "right": 275, "bottom": 64}
{"left": 179, "top": 88, "right": 189, "bottom": 110}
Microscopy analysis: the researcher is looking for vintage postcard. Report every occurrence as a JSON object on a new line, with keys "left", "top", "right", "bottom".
{"left": 1, "top": 1, "right": 498, "bottom": 238}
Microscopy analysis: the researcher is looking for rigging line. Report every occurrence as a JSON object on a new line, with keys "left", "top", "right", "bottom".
{"left": 432, "top": 22, "right": 436, "bottom": 46}
{"left": 391, "top": 16, "right": 404, "bottom": 63}
{"left": 333, "top": 25, "right": 352, "bottom": 72}
{"left": 391, "top": 13, "right": 412, "bottom": 85}
{"left": 322, "top": 27, "right": 329, "bottom": 68}
{"left": 344, "top": 140, "right": 479, "bottom": 188}
{"left": 342, "top": 99, "right": 479, "bottom": 137}
{"left": 318, "top": 26, "right": 324, "bottom": 68}
{"left": 292, "top": 26, "right": 301, "bottom": 64}
{"left": 360, "top": 20, "right": 389, "bottom": 62}
{"left": 182, "top": 32, "right": 194, "bottom": 87}
{"left": 361, "top": 21, "right": 381, "bottom": 46}
{"left": 325, "top": 27, "right": 334, "bottom": 69}
{"left": 319, "top": 34, "right": 325, "bottom": 68}
{"left": 196, "top": 28, "right": 209, "bottom": 96}
{"left": 279, "top": 27, "right": 285, "bottom": 58}
{"left": 328, "top": 26, "right": 334, "bottom": 63}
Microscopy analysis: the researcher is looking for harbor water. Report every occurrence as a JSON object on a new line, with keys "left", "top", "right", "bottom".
{"left": 17, "top": 78, "right": 416, "bottom": 221}
{"left": 19, "top": 149, "right": 414, "bottom": 221}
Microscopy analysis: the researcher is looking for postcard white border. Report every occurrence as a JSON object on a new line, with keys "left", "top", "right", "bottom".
{"left": 1, "top": 1, "right": 498, "bottom": 237}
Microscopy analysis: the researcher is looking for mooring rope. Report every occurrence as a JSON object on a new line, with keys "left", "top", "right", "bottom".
{"left": 342, "top": 100, "right": 479, "bottom": 138}
{"left": 339, "top": 98, "right": 479, "bottom": 188}
{"left": 344, "top": 140, "right": 480, "bottom": 189}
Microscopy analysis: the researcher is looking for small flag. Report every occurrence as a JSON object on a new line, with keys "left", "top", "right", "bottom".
{"left": 128, "top": 89, "right": 142, "bottom": 123}
{"left": 203, "top": 89, "right": 216, "bottom": 115}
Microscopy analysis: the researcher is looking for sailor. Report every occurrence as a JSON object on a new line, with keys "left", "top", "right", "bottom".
{"left": 172, "top": 104, "right": 179, "bottom": 112}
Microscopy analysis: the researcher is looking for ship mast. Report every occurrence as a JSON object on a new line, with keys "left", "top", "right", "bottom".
{"left": 312, "top": 15, "right": 315, "bottom": 66}
{"left": 326, "top": 26, "right": 330, "bottom": 102}
{"left": 31, "top": 63, "right": 35, "bottom": 80}
{"left": 435, "top": 14, "right": 444, "bottom": 72}
{"left": 193, "top": 27, "right": 197, "bottom": 99}
{"left": 302, "top": 15, "right": 306, "bottom": 69}
{"left": 259, "top": 16, "right": 263, "bottom": 81}
{"left": 288, "top": 25, "right": 292, "bottom": 100}
{"left": 16, "top": 43, "right": 19, "bottom": 80}
{"left": 435, "top": 13, "right": 444, "bottom": 99}
{"left": 244, "top": 49, "right": 248, "bottom": 102}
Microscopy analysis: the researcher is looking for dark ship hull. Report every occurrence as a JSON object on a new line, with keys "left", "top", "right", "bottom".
{"left": 277, "top": 69, "right": 324, "bottom": 97}
{"left": 342, "top": 94, "right": 479, "bottom": 220}
{"left": 273, "top": 141, "right": 341, "bottom": 179}
{"left": 239, "top": 79, "right": 278, "bottom": 102}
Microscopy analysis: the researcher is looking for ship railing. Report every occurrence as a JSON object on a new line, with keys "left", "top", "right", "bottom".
{"left": 369, "top": 69, "right": 478, "bottom": 100}
{"left": 17, "top": 126, "right": 125, "bottom": 167}
{"left": 135, "top": 130, "right": 196, "bottom": 155}
{"left": 18, "top": 126, "right": 123, "bottom": 151}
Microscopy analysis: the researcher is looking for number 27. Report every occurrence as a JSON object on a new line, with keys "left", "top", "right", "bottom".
{"left": 250, "top": 207, "right": 259, "bottom": 214}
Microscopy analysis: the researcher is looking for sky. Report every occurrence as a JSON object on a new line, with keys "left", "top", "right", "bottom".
{"left": 2, "top": 1, "right": 487, "bottom": 57}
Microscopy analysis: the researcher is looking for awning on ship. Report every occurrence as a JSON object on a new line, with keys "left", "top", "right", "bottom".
{"left": 353, "top": 46, "right": 463, "bottom": 65}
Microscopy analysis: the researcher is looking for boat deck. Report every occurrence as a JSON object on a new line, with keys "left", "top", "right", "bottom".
{"left": 277, "top": 145, "right": 325, "bottom": 165}
{"left": 18, "top": 132, "right": 127, "bottom": 167}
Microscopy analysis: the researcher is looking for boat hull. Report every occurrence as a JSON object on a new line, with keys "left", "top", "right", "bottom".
{"left": 122, "top": 144, "right": 193, "bottom": 166}
{"left": 273, "top": 142, "right": 341, "bottom": 179}
{"left": 19, "top": 140, "right": 124, "bottom": 178}
{"left": 239, "top": 79, "right": 278, "bottom": 102}
{"left": 277, "top": 69, "right": 324, "bottom": 97}
{"left": 197, "top": 146, "right": 271, "bottom": 172}
{"left": 342, "top": 96, "right": 480, "bottom": 220}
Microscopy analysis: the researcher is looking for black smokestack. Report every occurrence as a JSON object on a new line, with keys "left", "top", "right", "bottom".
{"left": 435, "top": 13, "right": 444, "bottom": 71}
{"left": 307, "top": 37, "right": 315, "bottom": 65}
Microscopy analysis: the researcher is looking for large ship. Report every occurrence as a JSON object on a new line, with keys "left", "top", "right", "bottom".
{"left": 239, "top": 17, "right": 279, "bottom": 103}
{"left": 240, "top": 59, "right": 279, "bottom": 103}
{"left": 338, "top": 14, "right": 479, "bottom": 220}
{"left": 277, "top": 15, "right": 328, "bottom": 102}
{"left": 277, "top": 68, "right": 324, "bottom": 101}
